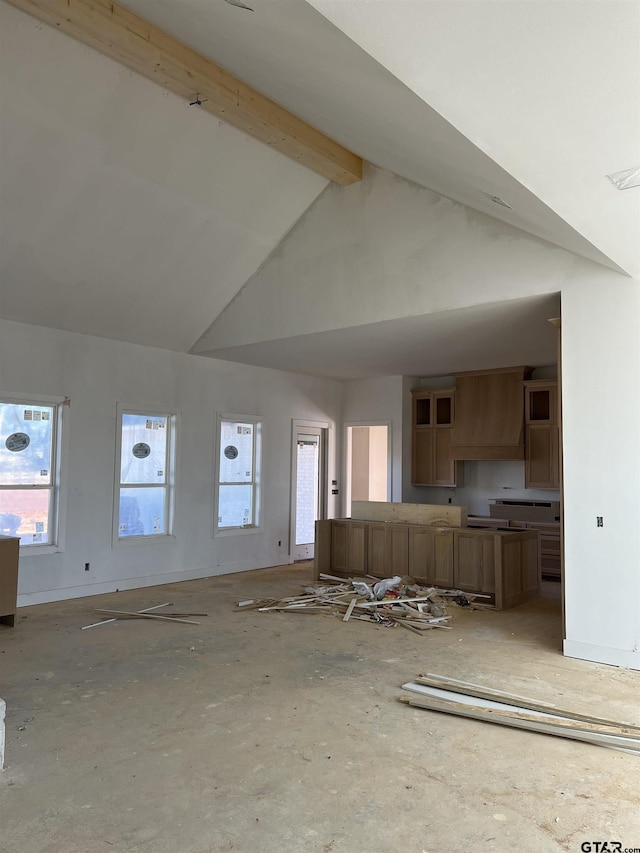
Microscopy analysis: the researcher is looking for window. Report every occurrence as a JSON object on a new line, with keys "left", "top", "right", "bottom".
{"left": 0, "top": 398, "right": 62, "bottom": 548}
{"left": 114, "top": 408, "right": 176, "bottom": 543}
{"left": 215, "top": 415, "right": 262, "bottom": 534}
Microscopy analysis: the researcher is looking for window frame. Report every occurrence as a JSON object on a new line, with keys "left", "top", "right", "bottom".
{"left": 0, "top": 393, "right": 67, "bottom": 556}
{"left": 112, "top": 404, "right": 178, "bottom": 547}
{"left": 214, "top": 413, "right": 263, "bottom": 537}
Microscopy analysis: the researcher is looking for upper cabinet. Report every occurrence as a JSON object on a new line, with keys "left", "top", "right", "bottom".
{"left": 524, "top": 380, "right": 560, "bottom": 489}
{"left": 411, "top": 389, "right": 461, "bottom": 486}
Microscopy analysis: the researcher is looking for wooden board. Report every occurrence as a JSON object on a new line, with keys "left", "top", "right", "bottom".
{"left": 8, "top": 0, "right": 362, "bottom": 186}
{"left": 413, "top": 676, "right": 640, "bottom": 732}
{"left": 402, "top": 694, "right": 640, "bottom": 753}
{"left": 351, "top": 501, "right": 467, "bottom": 528}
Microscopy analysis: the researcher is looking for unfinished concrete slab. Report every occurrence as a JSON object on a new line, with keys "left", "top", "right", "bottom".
{"left": 0, "top": 564, "right": 638, "bottom": 852}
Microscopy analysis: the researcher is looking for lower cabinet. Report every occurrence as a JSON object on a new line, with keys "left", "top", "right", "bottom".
{"left": 367, "top": 523, "right": 409, "bottom": 578}
{"left": 331, "top": 520, "right": 368, "bottom": 575}
{"left": 452, "top": 530, "right": 496, "bottom": 596}
{"left": 314, "top": 518, "right": 540, "bottom": 610}
{"left": 453, "top": 528, "right": 540, "bottom": 609}
{"left": 408, "top": 526, "right": 454, "bottom": 587}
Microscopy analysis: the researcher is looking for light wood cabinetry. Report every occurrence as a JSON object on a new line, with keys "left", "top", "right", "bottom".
{"left": 454, "top": 528, "right": 540, "bottom": 609}
{"left": 449, "top": 367, "right": 532, "bottom": 461}
{"left": 0, "top": 535, "right": 19, "bottom": 627}
{"left": 314, "top": 518, "right": 540, "bottom": 609}
{"left": 524, "top": 381, "right": 560, "bottom": 489}
{"left": 408, "top": 526, "right": 454, "bottom": 587}
{"left": 331, "top": 520, "right": 367, "bottom": 575}
{"left": 453, "top": 530, "right": 497, "bottom": 595}
{"left": 411, "top": 389, "right": 461, "bottom": 486}
{"left": 367, "top": 523, "right": 409, "bottom": 579}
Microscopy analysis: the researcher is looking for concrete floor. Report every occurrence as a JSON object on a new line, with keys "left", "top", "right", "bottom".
{"left": 1, "top": 563, "right": 639, "bottom": 853}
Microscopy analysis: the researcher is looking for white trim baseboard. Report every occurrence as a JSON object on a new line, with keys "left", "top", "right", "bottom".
{"left": 563, "top": 639, "right": 640, "bottom": 671}
{"left": 17, "top": 556, "right": 294, "bottom": 607}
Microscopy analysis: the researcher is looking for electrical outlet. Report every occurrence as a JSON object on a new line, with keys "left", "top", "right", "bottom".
{"left": 596, "top": 516, "right": 603, "bottom": 527}
{"left": 278, "top": 540, "right": 282, "bottom": 547}
{"left": 84, "top": 562, "right": 90, "bottom": 571}
{"left": 448, "top": 497, "right": 452, "bottom": 504}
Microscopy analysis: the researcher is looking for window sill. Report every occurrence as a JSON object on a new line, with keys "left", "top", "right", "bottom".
{"left": 113, "top": 534, "right": 177, "bottom": 548}
{"left": 214, "top": 525, "right": 263, "bottom": 538}
{"left": 19, "top": 544, "right": 63, "bottom": 557}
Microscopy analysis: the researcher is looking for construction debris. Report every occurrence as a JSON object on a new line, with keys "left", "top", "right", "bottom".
{"left": 235, "top": 576, "right": 484, "bottom": 634}
{"left": 82, "top": 602, "right": 206, "bottom": 630}
{"left": 400, "top": 673, "right": 640, "bottom": 754}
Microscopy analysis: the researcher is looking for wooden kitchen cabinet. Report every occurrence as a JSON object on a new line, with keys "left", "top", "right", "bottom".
{"left": 453, "top": 530, "right": 496, "bottom": 596}
{"left": 0, "top": 535, "right": 19, "bottom": 627}
{"left": 524, "top": 381, "right": 560, "bottom": 489}
{"left": 453, "top": 528, "right": 540, "bottom": 609}
{"left": 331, "top": 520, "right": 367, "bottom": 575}
{"left": 408, "top": 526, "right": 454, "bottom": 587}
{"left": 314, "top": 515, "right": 540, "bottom": 609}
{"left": 411, "top": 389, "right": 461, "bottom": 486}
{"left": 367, "top": 523, "right": 409, "bottom": 578}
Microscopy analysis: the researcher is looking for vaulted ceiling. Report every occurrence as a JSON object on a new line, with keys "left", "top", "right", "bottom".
{"left": 0, "top": 0, "right": 638, "bottom": 377}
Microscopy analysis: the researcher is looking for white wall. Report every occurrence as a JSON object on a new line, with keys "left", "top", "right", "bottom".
{"left": 0, "top": 320, "right": 341, "bottom": 605}
{"left": 561, "top": 277, "right": 640, "bottom": 669}
{"left": 341, "top": 376, "right": 403, "bottom": 513}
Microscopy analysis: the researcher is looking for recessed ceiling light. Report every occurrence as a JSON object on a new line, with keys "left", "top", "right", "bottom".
{"left": 482, "top": 192, "right": 512, "bottom": 209}
{"left": 606, "top": 166, "right": 640, "bottom": 191}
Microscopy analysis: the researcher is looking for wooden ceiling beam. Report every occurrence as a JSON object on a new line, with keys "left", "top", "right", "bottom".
{"left": 7, "top": 0, "right": 363, "bottom": 185}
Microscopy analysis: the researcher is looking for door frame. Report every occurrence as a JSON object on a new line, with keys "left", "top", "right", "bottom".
{"left": 290, "top": 419, "right": 329, "bottom": 561}
{"left": 343, "top": 420, "right": 393, "bottom": 518}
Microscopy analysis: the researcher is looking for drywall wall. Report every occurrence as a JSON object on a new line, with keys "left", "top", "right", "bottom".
{"left": 195, "top": 165, "right": 590, "bottom": 354}
{"left": 0, "top": 320, "right": 341, "bottom": 605}
{"left": 341, "top": 376, "right": 403, "bottom": 512}
{"left": 561, "top": 276, "right": 640, "bottom": 669}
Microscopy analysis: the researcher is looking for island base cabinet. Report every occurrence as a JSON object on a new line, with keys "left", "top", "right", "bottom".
{"left": 314, "top": 519, "right": 539, "bottom": 609}
{"left": 408, "top": 527, "right": 454, "bottom": 587}
{"left": 453, "top": 531, "right": 496, "bottom": 595}
{"left": 368, "top": 524, "right": 409, "bottom": 579}
{"left": 331, "top": 520, "right": 368, "bottom": 576}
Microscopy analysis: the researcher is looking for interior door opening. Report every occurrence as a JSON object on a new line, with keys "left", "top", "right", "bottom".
{"left": 345, "top": 423, "right": 390, "bottom": 517}
{"left": 291, "top": 425, "right": 326, "bottom": 561}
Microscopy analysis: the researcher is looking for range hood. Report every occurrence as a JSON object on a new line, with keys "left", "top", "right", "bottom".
{"left": 449, "top": 367, "right": 532, "bottom": 461}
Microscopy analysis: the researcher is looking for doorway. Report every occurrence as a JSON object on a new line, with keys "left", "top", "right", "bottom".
{"left": 344, "top": 423, "right": 391, "bottom": 516}
{"left": 290, "top": 424, "right": 327, "bottom": 561}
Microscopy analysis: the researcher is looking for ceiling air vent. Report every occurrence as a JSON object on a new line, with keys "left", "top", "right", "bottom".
{"left": 482, "top": 192, "right": 512, "bottom": 209}
{"left": 606, "top": 167, "right": 640, "bottom": 191}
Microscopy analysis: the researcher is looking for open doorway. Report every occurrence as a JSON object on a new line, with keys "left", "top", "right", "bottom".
{"left": 290, "top": 422, "right": 328, "bottom": 561}
{"left": 344, "top": 422, "right": 391, "bottom": 517}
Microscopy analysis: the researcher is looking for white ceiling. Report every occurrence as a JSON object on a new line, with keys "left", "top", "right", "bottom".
{"left": 0, "top": 0, "right": 637, "bottom": 378}
{"left": 205, "top": 293, "right": 562, "bottom": 380}
{"left": 0, "top": 2, "right": 327, "bottom": 351}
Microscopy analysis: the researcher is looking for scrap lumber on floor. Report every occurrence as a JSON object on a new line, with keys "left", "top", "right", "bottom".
{"left": 234, "top": 578, "right": 482, "bottom": 634}
{"left": 400, "top": 676, "right": 640, "bottom": 754}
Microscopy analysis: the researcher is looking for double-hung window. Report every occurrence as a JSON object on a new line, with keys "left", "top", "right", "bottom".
{"left": 215, "top": 415, "right": 262, "bottom": 534}
{"left": 115, "top": 408, "right": 176, "bottom": 543}
{"left": 0, "top": 397, "right": 63, "bottom": 548}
